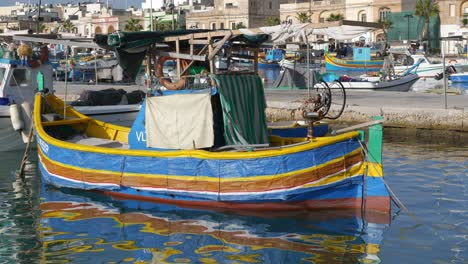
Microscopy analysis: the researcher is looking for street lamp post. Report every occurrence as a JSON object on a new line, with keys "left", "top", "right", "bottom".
{"left": 37, "top": 0, "right": 42, "bottom": 33}
{"left": 403, "top": 14, "right": 413, "bottom": 42}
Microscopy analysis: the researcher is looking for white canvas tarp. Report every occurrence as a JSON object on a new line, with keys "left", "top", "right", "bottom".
{"left": 312, "top": 25, "right": 375, "bottom": 41}
{"left": 240, "top": 22, "right": 377, "bottom": 43}
{"left": 145, "top": 92, "right": 214, "bottom": 149}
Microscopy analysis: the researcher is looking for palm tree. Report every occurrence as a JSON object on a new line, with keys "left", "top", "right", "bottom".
{"left": 326, "top": 13, "right": 344, "bottom": 22}
{"left": 235, "top": 22, "right": 246, "bottom": 29}
{"left": 61, "top": 20, "right": 76, "bottom": 33}
{"left": 264, "top": 17, "right": 281, "bottom": 26}
{"left": 415, "top": 0, "right": 440, "bottom": 43}
{"left": 124, "top": 18, "right": 142, "bottom": 32}
{"left": 378, "top": 18, "right": 393, "bottom": 47}
{"left": 38, "top": 24, "right": 47, "bottom": 33}
{"left": 296, "top": 12, "right": 311, "bottom": 23}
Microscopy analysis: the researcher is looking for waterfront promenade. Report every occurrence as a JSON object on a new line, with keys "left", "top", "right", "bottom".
{"left": 53, "top": 82, "right": 468, "bottom": 132}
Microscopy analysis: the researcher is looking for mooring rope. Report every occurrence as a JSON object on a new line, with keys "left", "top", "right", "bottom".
{"left": 358, "top": 139, "right": 424, "bottom": 225}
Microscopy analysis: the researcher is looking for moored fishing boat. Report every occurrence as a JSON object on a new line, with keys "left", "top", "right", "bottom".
{"left": 323, "top": 74, "right": 420, "bottom": 92}
{"left": 325, "top": 48, "right": 383, "bottom": 72}
{"left": 449, "top": 72, "right": 468, "bottom": 83}
{"left": 258, "top": 48, "right": 283, "bottom": 68}
{"left": 34, "top": 27, "right": 391, "bottom": 215}
{"left": 34, "top": 86, "right": 390, "bottom": 213}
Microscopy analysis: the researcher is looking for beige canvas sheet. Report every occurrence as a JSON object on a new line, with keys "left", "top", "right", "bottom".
{"left": 145, "top": 92, "right": 214, "bottom": 149}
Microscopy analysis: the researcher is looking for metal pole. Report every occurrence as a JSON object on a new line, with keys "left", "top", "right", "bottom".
{"left": 150, "top": 0, "right": 153, "bottom": 31}
{"left": 172, "top": 1, "right": 175, "bottom": 30}
{"left": 94, "top": 48, "right": 98, "bottom": 85}
{"left": 407, "top": 17, "right": 410, "bottom": 41}
{"left": 37, "top": 0, "right": 41, "bottom": 33}
{"left": 442, "top": 41, "right": 447, "bottom": 109}
{"left": 64, "top": 46, "right": 69, "bottom": 119}
{"left": 306, "top": 37, "right": 311, "bottom": 97}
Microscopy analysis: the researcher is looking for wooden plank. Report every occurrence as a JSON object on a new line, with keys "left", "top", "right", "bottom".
{"left": 164, "top": 30, "right": 245, "bottom": 42}
{"left": 181, "top": 45, "right": 208, "bottom": 76}
{"left": 332, "top": 119, "right": 384, "bottom": 135}
{"left": 155, "top": 51, "right": 206, "bottom": 61}
{"left": 253, "top": 49, "right": 258, "bottom": 73}
{"left": 208, "top": 31, "right": 232, "bottom": 60}
{"left": 13, "top": 35, "right": 100, "bottom": 49}
{"left": 176, "top": 38, "right": 181, "bottom": 77}
{"left": 190, "top": 35, "right": 194, "bottom": 56}
{"left": 229, "top": 54, "right": 255, "bottom": 60}
{"left": 189, "top": 39, "right": 210, "bottom": 45}
{"left": 208, "top": 33, "right": 214, "bottom": 73}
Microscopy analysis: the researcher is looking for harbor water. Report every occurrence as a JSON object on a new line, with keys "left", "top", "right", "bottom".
{"left": 0, "top": 130, "right": 466, "bottom": 263}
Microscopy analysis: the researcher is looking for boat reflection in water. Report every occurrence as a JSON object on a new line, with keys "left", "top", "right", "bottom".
{"left": 39, "top": 185, "right": 389, "bottom": 263}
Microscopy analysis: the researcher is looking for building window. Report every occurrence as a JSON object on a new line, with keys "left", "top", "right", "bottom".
{"left": 211, "top": 23, "right": 216, "bottom": 30}
{"left": 358, "top": 11, "right": 367, "bottom": 22}
{"left": 449, "top": 4, "right": 455, "bottom": 17}
{"left": 379, "top": 8, "right": 391, "bottom": 20}
{"left": 231, "top": 22, "right": 236, "bottom": 29}
{"left": 220, "top": 22, "right": 224, "bottom": 29}
{"left": 269, "top": 2, "right": 272, "bottom": 9}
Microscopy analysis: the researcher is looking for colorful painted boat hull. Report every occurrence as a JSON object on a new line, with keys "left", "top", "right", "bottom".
{"left": 450, "top": 73, "right": 468, "bottom": 83}
{"left": 325, "top": 53, "right": 383, "bottom": 72}
{"left": 35, "top": 94, "right": 390, "bottom": 215}
{"left": 258, "top": 61, "right": 280, "bottom": 69}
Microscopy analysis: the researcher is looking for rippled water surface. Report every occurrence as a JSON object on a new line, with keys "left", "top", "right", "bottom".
{"left": 0, "top": 133, "right": 466, "bottom": 263}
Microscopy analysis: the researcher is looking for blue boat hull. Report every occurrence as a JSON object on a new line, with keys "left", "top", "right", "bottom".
{"left": 450, "top": 73, "right": 468, "bottom": 83}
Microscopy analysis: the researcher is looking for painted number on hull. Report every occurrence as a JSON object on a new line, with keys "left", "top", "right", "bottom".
{"left": 136, "top": 131, "right": 146, "bottom": 142}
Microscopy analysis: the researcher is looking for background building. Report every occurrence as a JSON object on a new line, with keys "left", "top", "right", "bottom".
{"left": 186, "top": 0, "right": 279, "bottom": 29}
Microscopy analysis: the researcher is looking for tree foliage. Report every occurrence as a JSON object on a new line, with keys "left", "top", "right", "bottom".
{"left": 235, "top": 22, "right": 246, "bottom": 29}
{"left": 415, "top": 0, "right": 439, "bottom": 41}
{"left": 61, "top": 20, "right": 76, "bottom": 33}
{"left": 296, "top": 12, "right": 311, "bottom": 23}
{"left": 326, "top": 13, "right": 344, "bottom": 22}
{"left": 378, "top": 18, "right": 393, "bottom": 44}
{"left": 264, "top": 17, "right": 281, "bottom": 26}
{"left": 124, "top": 18, "right": 143, "bottom": 32}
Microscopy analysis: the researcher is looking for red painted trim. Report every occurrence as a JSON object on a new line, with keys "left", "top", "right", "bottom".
{"left": 102, "top": 190, "right": 391, "bottom": 223}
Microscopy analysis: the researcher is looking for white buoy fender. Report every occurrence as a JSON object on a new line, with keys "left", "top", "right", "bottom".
{"left": 10, "top": 103, "right": 24, "bottom": 131}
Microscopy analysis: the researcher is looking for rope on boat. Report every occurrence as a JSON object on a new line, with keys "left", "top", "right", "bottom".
{"left": 358, "top": 140, "right": 423, "bottom": 225}
{"left": 17, "top": 119, "right": 34, "bottom": 178}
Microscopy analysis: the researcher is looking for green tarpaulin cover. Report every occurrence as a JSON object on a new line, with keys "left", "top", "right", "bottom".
{"left": 212, "top": 74, "right": 269, "bottom": 146}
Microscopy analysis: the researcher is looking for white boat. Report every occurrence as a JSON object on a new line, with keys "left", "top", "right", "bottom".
{"left": 321, "top": 74, "right": 420, "bottom": 92}
{"left": 394, "top": 54, "right": 467, "bottom": 78}
{"left": 0, "top": 55, "right": 140, "bottom": 152}
{"left": 278, "top": 59, "right": 321, "bottom": 71}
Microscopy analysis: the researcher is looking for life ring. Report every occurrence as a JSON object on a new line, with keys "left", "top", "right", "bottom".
{"left": 155, "top": 56, "right": 188, "bottom": 90}
{"left": 448, "top": 59, "right": 457, "bottom": 65}
{"left": 28, "top": 45, "right": 49, "bottom": 69}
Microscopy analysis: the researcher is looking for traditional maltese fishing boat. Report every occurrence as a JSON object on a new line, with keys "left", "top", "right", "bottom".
{"left": 34, "top": 23, "right": 391, "bottom": 215}
{"left": 324, "top": 48, "right": 383, "bottom": 72}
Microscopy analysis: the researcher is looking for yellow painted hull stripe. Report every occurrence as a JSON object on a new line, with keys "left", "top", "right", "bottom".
{"left": 39, "top": 147, "right": 364, "bottom": 183}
